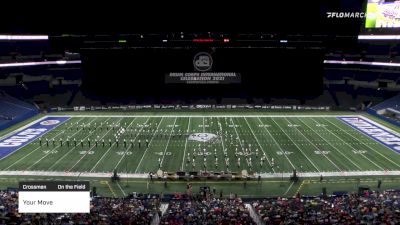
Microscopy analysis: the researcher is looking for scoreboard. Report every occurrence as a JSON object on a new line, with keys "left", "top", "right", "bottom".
{"left": 81, "top": 47, "right": 323, "bottom": 98}
{"left": 365, "top": 0, "right": 400, "bottom": 28}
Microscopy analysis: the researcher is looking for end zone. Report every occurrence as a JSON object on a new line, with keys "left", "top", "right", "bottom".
{"left": 0, "top": 116, "right": 70, "bottom": 160}
{"left": 338, "top": 116, "right": 400, "bottom": 154}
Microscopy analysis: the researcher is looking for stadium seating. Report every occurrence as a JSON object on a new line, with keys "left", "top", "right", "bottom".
{"left": 0, "top": 190, "right": 161, "bottom": 224}
{"left": 0, "top": 93, "right": 39, "bottom": 131}
{"left": 160, "top": 198, "right": 254, "bottom": 225}
{"left": 252, "top": 190, "right": 400, "bottom": 224}
{"left": 371, "top": 94, "right": 400, "bottom": 111}
{"left": 367, "top": 94, "right": 400, "bottom": 127}
{"left": 2, "top": 189, "right": 400, "bottom": 224}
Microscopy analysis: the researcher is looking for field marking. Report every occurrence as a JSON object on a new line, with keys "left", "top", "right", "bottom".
{"left": 113, "top": 118, "right": 150, "bottom": 172}
{"left": 217, "top": 117, "right": 226, "bottom": 151}
{"left": 325, "top": 118, "right": 400, "bottom": 169}
{"left": 283, "top": 181, "right": 295, "bottom": 195}
{"left": 25, "top": 118, "right": 88, "bottom": 170}
{"left": 294, "top": 180, "right": 306, "bottom": 196}
{"left": 180, "top": 117, "right": 191, "bottom": 171}
{"left": 360, "top": 115, "right": 400, "bottom": 137}
{"left": 116, "top": 181, "right": 126, "bottom": 196}
{"left": 103, "top": 181, "right": 117, "bottom": 197}
{"left": 0, "top": 116, "right": 71, "bottom": 161}
{"left": 67, "top": 118, "right": 122, "bottom": 172}
{"left": 256, "top": 117, "right": 296, "bottom": 170}
{"left": 134, "top": 117, "right": 165, "bottom": 173}
{"left": 352, "top": 116, "right": 400, "bottom": 156}
{"left": 3, "top": 117, "right": 85, "bottom": 170}
{"left": 202, "top": 117, "right": 221, "bottom": 170}
{"left": 308, "top": 118, "right": 369, "bottom": 170}
{"left": 47, "top": 118, "right": 102, "bottom": 171}
{"left": 243, "top": 117, "right": 275, "bottom": 172}
{"left": 230, "top": 117, "right": 249, "bottom": 170}
{"left": 202, "top": 117, "right": 205, "bottom": 132}
{"left": 283, "top": 117, "right": 342, "bottom": 171}
{"left": 160, "top": 117, "right": 178, "bottom": 168}
{"left": 89, "top": 117, "right": 139, "bottom": 172}
{"left": 270, "top": 118, "right": 320, "bottom": 172}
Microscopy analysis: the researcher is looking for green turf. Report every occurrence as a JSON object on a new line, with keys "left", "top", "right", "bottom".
{"left": 1, "top": 114, "right": 400, "bottom": 175}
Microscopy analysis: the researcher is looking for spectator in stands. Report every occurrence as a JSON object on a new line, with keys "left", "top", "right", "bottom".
{"left": 252, "top": 190, "right": 400, "bottom": 224}
{"left": 161, "top": 197, "right": 254, "bottom": 225}
{"left": 0, "top": 190, "right": 161, "bottom": 225}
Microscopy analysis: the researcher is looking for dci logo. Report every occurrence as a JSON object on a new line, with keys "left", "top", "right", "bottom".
{"left": 40, "top": 120, "right": 60, "bottom": 126}
{"left": 193, "top": 52, "right": 213, "bottom": 72}
{"left": 188, "top": 133, "right": 218, "bottom": 142}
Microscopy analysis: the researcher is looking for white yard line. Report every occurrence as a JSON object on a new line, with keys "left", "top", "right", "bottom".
{"left": 243, "top": 117, "right": 275, "bottom": 172}
{"left": 89, "top": 118, "right": 139, "bottom": 172}
{"left": 217, "top": 117, "right": 226, "bottom": 151}
{"left": 229, "top": 118, "right": 247, "bottom": 156}
{"left": 116, "top": 181, "right": 126, "bottom": 196}
{"left": 324, "top": 118, "right": 400, "bottom": 169}
{"left": 256, "top": 117, "right": 296, "bottom": 170}
{"left": 47, "top": 118, "right": 103, "bottom": 170}
{"left": 202, "top": 117, "right": 205, "bottom": 132}
{"left": 67, "top": 118, "right": 122, "bottom": 172}
{"left": 283, "top": 117, "right": 342, "bottom": 171}
{"left": 217, "top": 117, "right": 231, "bottom": 171}
{"left": 160, "top": 117, "right": 178, "bottom": 167}
{"left": 270, "top": 118, "right": 321, "bottom": 172}
{"left": 134, "top": 117, "right": 165, "bottom": 173}
{"left": 180, "top": 117, "right": 191, "bottom": 171}
{"left": 4, "top": 117, "right": 85, "bottom": 170}
{"left": 306, "top": 118, "right": 364, "bottom": 170}
{"left": 112, "top": 118, "right": 150, "bottom": 172}
{"left": 205, "top": 117, "right": 226, "bottom": 171}
{"left": 283, "top": 181, "right": 295, "bottom": 195}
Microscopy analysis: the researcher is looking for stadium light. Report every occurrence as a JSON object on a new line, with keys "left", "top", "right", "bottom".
{"left": 0, "top": 35, "right": 49, "bottom": 40}
{"left": 358, "top": 35, "right": 400, "bottom": 40}
{"left": 324, "top": 60, "right": 400, "bottom": 67}
{"left": 0, "top": 60, "right": 81, "bottom": 68}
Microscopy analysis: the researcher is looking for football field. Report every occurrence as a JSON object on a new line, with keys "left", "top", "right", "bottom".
{"left": 1, "top": 113, "right": 400, "bottom": 179}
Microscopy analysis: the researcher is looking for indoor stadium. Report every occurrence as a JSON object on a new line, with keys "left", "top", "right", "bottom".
{"left": 1, "top": 1, "right": 400, "bottom": 224}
